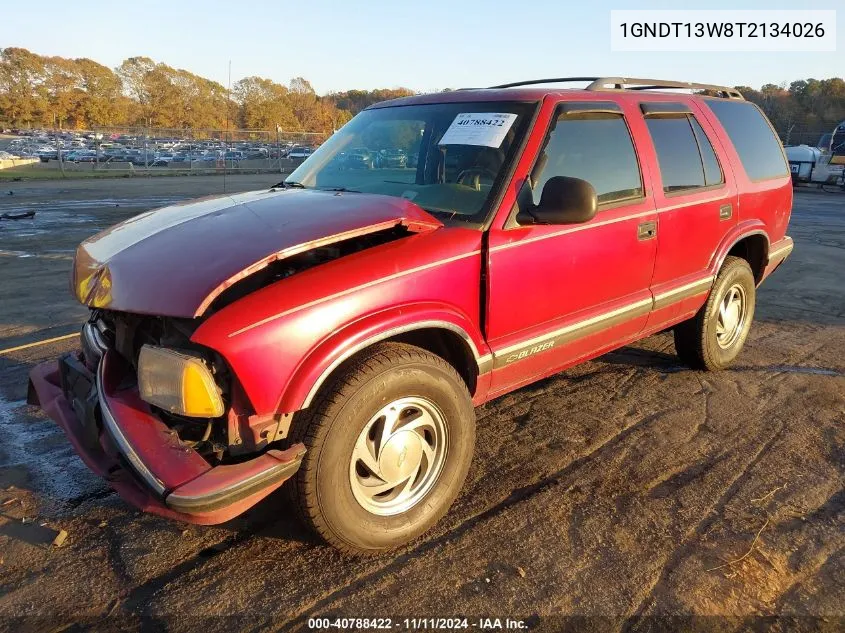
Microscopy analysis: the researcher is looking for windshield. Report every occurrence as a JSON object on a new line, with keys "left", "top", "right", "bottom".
{"left": 286, "top": 101, "right": 535, "bottom": 223}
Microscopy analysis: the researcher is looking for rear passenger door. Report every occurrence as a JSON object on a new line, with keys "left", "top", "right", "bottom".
{"left": 639, "top": 101, "right": 738, "bottom": 327}
{"left": 486, "top": 100, "right": 657, "bottom": 394}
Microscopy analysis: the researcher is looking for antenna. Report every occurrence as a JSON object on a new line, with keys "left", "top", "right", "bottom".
{"left": 224, "top": 60, "right": 231, "bottom": 193}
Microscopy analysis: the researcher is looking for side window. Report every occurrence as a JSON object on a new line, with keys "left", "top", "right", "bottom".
{"left": 690, "top": 117, "right": 723, "bottom": 186}
{"left": 645, "top": 114, "right": 724, "bottom": 193}
{"left": 532, "top": 113, "right": 643, "bottom": 206}
{"left": 705, "top": 99, "right": 789, "bottom": 181}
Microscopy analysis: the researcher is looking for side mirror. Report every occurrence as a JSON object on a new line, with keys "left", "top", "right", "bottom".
{"left": 530, "top": 176, "right": 598, "bottom": 225}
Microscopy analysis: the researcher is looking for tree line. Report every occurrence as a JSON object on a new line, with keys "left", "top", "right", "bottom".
{"left": 0, "top": 47, "right": 413, "bottom": 133}
{"left": 736, "top": 78, "right": 845, "bottom": 143}
{"left": 2, "top": 47, "right": 843, "bottom": 139}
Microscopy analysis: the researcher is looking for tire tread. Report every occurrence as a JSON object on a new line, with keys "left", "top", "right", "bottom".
{"left": 673, "top": 256, "right": 754, "bottom": 371}
{"left": 287, "top": 342, "right": 471, "bottom": 554}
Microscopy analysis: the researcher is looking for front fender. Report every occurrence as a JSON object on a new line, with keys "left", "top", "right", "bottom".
{"left": 279, "top": 303, "right": 492, "bottom": 413}
{"left": 190, "top": 226, "right": 484, "bottom": 415}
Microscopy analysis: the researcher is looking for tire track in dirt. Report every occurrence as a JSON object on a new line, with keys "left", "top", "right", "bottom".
{"left": 277, "top": 396, "right": 675, "bottom": 631}
{"left": 105, "top": 528, "right": 268, "bottom": 620}
{"left": 772, "top": 544, "right": 845, "bottom": 615}
{"left": 622, "top": 419, "right": 789, "bottom": 630}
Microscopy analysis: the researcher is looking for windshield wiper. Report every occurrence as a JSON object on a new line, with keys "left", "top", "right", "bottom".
{"left": 270, "top": 180, "right": 306, "bottom": 190}
{"left": 319, "top": 187, "right": 361, "bottom": 193}
{"left": 419, "top": 206, "right": 459, "bottom": 221}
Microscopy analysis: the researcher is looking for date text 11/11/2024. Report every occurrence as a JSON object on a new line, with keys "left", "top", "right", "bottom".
{"left": 307, "top": 617, "right": 530, "bottom": 630}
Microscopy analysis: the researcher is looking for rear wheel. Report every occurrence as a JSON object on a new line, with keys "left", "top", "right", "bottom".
{"left": 674, "top": 256, "right": 756, "bottom": 370}
{"left": 287, "top": 342, "right": 475, "bottom": 554}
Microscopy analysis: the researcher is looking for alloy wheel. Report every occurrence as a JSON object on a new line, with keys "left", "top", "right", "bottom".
{"left": 349, "top": 396, "right": 448, "bottom": 516}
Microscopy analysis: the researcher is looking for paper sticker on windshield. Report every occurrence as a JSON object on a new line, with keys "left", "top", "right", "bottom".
{"left": 438, "top": 113, "right": 517, "bottom": 148}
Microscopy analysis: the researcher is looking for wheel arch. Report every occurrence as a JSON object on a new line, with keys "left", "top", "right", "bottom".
{"left": 726, "top": 234, "right": 769, "bottom": 284}
{"left": 278, "top": 308, "right": 491, "bottom": 414}
{"left": 710, "top": 225, "right": 770, "bottom": 284}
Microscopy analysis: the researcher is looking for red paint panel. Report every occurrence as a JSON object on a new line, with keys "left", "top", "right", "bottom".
{"left": 693, "top": 98, "right": 792, "bottom": 247}
{"left": 485, "top": 94, "right": 657, "bottom": 394}
{"left": 169, "top": 446, "right": 303, "bottom": 499}
{"left": 192, "top": 227, "right": 484, "bottom": 414}
{"left": 99, "top": 351, "right": 212, "bottom": 489}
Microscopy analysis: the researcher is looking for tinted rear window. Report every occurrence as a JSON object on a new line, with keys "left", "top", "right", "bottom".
{"left": 705, "top": 100, "right": 788, "bottom": 181}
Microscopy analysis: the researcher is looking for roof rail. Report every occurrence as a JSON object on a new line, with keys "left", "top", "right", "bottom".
{"left": 587, "top": 77, "right": 744, "bottom": 100}
{"left": 487, "top": 77, "right": 601, "bottom": 89}
{"left": 484, "top": 76, "right": 744, "bottom": 100}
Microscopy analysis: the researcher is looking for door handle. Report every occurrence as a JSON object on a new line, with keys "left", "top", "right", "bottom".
{"left": 719, "top": 203, "right": 733, "bottom": 220}
{"left": 637, "top": 221, "right": 657, "bottom": 241}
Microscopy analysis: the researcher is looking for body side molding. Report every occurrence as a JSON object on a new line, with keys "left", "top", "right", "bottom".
{"left": 768, "top": 236, "right": 794, "bottom": 264}
{"left": 492, "top": 298, "right": 653, "bottom": 369}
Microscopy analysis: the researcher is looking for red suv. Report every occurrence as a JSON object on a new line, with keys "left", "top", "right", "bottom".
{"left": 29, "top": 77, "right": 793, "bottom": 554}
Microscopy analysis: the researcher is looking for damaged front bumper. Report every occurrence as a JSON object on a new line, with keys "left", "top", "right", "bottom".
{"left": 27, "top": 324, "right": 305, "bottom": 525}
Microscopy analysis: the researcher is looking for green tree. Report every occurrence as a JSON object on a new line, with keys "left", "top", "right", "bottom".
{"left": 76, "top": 58, "right": 123, "bottom": 126}
{"left": 0, "top": 47, "right": 47, "bottom": 126}
{"left": 234, "top": 76, "right": 299, "bottom": 130}
{"left": 116, "top": 56, "right": 157, "bottom": 123}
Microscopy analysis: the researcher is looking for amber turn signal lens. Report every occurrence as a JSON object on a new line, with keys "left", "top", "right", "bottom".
{"left": 138, "top": 345, "right": 224, "bottom": 418}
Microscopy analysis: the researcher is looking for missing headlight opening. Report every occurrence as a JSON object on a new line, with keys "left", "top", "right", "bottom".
{"left": 207, "top": 223, "right": 413, "bottom": 313}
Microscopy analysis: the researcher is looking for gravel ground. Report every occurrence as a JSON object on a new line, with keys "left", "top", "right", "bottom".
{"left": 0, "top": 177, "right": 842, "bottom": 632}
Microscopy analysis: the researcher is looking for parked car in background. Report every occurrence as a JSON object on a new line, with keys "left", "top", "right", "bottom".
{"left": 288, "top": 145, "right": 313, "bottom": 163}
{"left": 102, "top": 148, "right": 127, "bottom": 162}
{"left": 63, "top": 149, "right": 97, "bottom": 162}
{"left": 38, "top": 148, "right": 59, "bottom": 162}
{"left": 379, "top": 148, "right": 408, "bottom": 168}
{"left": 345, "top": 147, "right": 373, "bottom": 169}
{"left": 76, "top": 151, "right": 100, "bottom": 163}
{"left": 151, "top": 153, "right": 174, "bottom": 167}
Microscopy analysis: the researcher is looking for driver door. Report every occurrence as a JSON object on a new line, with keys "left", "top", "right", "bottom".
{"left": 485, "top": 100, "right": 658, "bottom": 395}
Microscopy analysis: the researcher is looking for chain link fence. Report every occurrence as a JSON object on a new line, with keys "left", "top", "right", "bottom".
{"left": 2, "top": 126, "right": 331, "bottom": 176}
{"left": 777, "top": 125, "right": 834, "bottom": 149}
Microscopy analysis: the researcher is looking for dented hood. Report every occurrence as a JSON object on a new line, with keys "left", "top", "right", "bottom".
{"left": 73, "top": 188, "right": 442, "bottom": 317}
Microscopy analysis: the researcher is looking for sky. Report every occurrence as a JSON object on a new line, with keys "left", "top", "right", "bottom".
{"left": 1, "top": 0, "right": 841, "bottom": 94}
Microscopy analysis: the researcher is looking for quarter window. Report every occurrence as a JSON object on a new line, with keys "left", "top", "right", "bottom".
{"left": 705, "top": 99, "right": 789, "bottom": 181}
{"left": 646, "top": 115, "right": 724, "bottom": 193}
{"left": 532, "top": 113, "right": 643, "bottom": 205}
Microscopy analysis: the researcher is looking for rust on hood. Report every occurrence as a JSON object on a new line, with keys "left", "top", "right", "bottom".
{"left": 73, "top": 189, "right": 442, "bottom": 318}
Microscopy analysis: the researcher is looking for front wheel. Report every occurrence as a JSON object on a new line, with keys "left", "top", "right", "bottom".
{"left": 287, "top": 342, "right": 476, "bottom": 554}
{"left": 674, "top": 256, "right": 756, "bottom": 370}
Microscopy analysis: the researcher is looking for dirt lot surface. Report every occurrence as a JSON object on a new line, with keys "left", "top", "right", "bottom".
{"left": 0, "top": 177, "right": 843, "bottom": 632}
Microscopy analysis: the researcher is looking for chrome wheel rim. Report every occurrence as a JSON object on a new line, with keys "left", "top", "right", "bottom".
{"left": 715, "top": 283, "right": 747, "bottom": 349}
{"left": 349, "top": 396, "right": 448, "bottom": 516}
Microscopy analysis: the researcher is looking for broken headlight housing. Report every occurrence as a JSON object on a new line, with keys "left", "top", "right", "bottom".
{"left": 138, "top": 345, "right": 224, "bottom": 418}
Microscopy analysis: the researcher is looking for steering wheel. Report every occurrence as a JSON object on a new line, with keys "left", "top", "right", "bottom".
{"left": 456, "top": 167, "right": 497, "bottom": 191}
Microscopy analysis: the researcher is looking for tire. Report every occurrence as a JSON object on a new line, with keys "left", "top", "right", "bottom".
{"left": 674, "top": 256, "right": 756, "bottom": 370}
{"left": 287, "top": 342, "right": 476, "bottom": 554}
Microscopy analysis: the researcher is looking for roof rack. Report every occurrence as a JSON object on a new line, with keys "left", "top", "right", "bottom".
{"left": 485, "top": 77, "right": 744, "bottom": 100}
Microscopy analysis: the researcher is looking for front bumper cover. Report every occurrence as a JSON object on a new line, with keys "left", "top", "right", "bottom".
{"left": 27, "top": 325, "right": 305, "bottom": 525}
